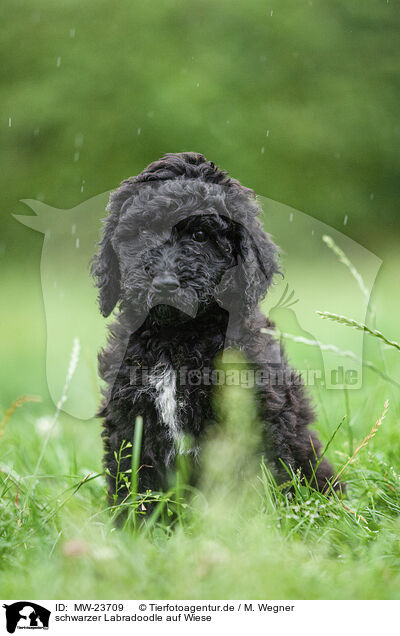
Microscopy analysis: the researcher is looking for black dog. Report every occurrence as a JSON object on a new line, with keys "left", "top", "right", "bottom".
{"left": 92, "top": 152, "right": 335, "bottom": 509}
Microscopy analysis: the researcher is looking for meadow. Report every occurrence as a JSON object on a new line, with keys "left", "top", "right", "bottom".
{"left": 0, "top": 245, "right": 399, "bottom": 600}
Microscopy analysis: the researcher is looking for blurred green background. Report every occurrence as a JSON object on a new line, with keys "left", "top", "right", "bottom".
{"left": 1, "top": 0, "right": 399, "bottom": 256}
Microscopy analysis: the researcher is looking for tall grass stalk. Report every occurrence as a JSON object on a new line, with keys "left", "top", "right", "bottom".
{"left": 316, "top": 312, "right": 400, "bottom": 353}
{"left": 25, "top": 338, "right": 80, "bottom": 508}
{"left": 328, "top": 400, "right": 389, "bottom": 492}
{"left": 321, "top": 235, "right": 390, "bottom": 373}
{"left": 0, "top": 395, "right": 41, "bottom": 440}
{"left": 260, "top": 327, "right": 399, "bottom": 387}
{"left": 130, "top": 415, "right": 144, "bottom": 529}
{"left": 322, "top": 235, "right": 373, "bottom": 316}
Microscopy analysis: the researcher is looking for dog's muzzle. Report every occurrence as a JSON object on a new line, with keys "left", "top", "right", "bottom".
{"left": 147, "top": 275, "right": 199, "bottom": 323}
{"left": 152, "top": 273, "right": 180, "bottom": 293}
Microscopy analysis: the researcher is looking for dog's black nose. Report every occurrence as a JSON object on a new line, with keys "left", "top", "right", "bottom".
{"left": 152, "top": 273, "right": 180, "bottom": 292}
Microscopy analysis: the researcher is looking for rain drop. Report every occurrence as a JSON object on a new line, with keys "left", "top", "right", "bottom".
{"left": 74, "top": 133, "right": 84, "bottom": 147}
{"left": 344, "top": 215, "right": 348, "bottom": 225}
{"left": 56, "top": 57, "right": 61, "bottom": 68}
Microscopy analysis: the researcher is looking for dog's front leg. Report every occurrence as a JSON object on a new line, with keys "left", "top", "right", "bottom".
{"left": 102, "top": 409, "right": 167, "bottom": 516}
{"left": 256, "top": 370, "right": 336, "bottom": 491}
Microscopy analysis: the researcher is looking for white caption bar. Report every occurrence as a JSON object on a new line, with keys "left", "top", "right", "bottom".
{"left": 1, "top": 599, "right": 398, "bottom": 635}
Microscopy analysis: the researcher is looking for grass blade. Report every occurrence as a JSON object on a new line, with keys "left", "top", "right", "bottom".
{"left": 316, "top": 312, "right": 400, "bottom": 353}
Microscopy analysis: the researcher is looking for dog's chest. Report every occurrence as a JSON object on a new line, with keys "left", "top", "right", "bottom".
{"left": 144, "top": 360, "right": 211, "bottom": 455}
{"left": 148, "top": 364, "right": 180, "bottom": 443}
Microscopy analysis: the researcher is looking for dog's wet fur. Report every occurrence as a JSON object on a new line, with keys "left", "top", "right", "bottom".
{"left": 92, "top": 152, "right": 336, "bottom": 509}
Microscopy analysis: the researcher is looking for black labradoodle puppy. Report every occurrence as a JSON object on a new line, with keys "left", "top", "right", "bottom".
{"left": 92, "top": 152, "right": 335, "bottom": 507}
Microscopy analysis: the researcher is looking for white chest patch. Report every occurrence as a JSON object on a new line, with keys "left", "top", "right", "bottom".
{"left": 149, "top": 363, "right": 180, "bottom": 443}
{"left": 146, "top": 362, "right": 200, "bottom": 463}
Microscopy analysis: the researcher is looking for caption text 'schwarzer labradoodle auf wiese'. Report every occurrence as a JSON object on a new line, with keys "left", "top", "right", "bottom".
{"left": 91, "top": 152, "right": 336, "bottom": 510}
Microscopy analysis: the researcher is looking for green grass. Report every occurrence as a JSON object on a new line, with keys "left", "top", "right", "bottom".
{"left": 1, "top": 250, "right": 400, "bottom": 600}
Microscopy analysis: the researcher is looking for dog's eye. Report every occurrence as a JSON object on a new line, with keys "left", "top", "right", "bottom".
{"left": 192, "top": 230, "right": 207, "bottom": 243}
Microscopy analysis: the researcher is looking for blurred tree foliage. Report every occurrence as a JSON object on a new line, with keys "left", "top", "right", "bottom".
{"left": 1, "top": 0, "right": 399, "bottom": 267}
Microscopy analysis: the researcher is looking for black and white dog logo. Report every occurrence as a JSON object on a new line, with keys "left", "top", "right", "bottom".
{"left": 2, "top": 602, "right": 50, "bottom": 633}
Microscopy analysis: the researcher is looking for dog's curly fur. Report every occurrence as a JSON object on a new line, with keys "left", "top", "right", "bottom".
{"left": 92, "top": 152, "right": 335, "bottom": 507}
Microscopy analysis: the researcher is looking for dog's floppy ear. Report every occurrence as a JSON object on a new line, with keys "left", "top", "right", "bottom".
{"left": 91, "top": 179, "right": 137, "bottom": 316}
{"left": 215, "top": 218, "right": 280, "bottom": 320}
{"left": 236, "top": 219, "right": 280, "bottom": 311}
{"left": 91, "top": 219, "right": 120, "bottom": 317}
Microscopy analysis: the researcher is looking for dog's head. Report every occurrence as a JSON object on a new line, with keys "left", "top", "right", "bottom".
{"left": 91, "top": 152, "right": 279, "bottom": 324}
